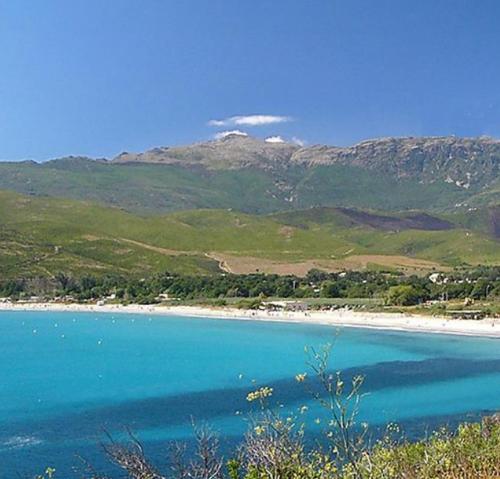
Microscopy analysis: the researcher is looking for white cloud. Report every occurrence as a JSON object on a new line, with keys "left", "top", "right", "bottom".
{"left": 208, "top": 119, "right": 226, "bottom": 127}
{"left": 265, "top": 136, "right": 285, "bottom": 144}
{"left": 208, "top": 114, "right": 292, "bottom": 127}
{"left": 291, "top": 136, "right": 306, "bottom": 147}
{"left": 213, "top": 130, "right": 249, "bottom": 140}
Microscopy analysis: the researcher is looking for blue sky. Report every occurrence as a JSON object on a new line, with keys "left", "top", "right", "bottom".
{"left": 1, "top": 0, "right": 499, "bottom": 160}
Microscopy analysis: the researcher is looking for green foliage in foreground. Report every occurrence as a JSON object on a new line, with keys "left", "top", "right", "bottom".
{"left": 346, "top": 418, "right": 500, "bottom": 478}
{"left": 34, "top": 420, "right": 500, "bottom": 478}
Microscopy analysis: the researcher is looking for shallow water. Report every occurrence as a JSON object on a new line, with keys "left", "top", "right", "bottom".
{"left": 0, "top": 311, "right": 499, "bottom": 477}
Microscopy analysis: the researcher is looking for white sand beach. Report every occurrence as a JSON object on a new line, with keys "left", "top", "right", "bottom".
{"left": 0, "top": 301, "right": 499, "bottom": 338}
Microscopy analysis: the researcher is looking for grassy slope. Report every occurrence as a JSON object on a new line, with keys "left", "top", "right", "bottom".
{"left": 467, "top": 178, "right": 500, "bottom": 208}
{"left": 0, "top": 159, "right": 476, "bottom": 215}
{"left": 0, "top": 160, "right": 286, "bottom": 214}
{"left": 0, "top": 192, "right": 221, "bottom": 277}
{"left": 272, "top": 208, "right": 500, "bottom": 266}
{"left": 447, "top": 204, "right": 499, "bottom": 239}
{"left": 290, "top": 165, "right": 471, "bottom": 211}
{"left": 0, "top": 190, "right": 498, "bottom": 278}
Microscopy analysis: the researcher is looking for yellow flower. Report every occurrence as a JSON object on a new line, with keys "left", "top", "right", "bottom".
{"left": 254, "top": 425, "right": 265, "bottom": 436}
{"left": 295, "top": 373, "right": 307, "bottom": 382}
{"left": 246, "top": 386, "right": 273, "bottom": 402}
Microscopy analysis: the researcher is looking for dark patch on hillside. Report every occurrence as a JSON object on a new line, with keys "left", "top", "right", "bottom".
{"left": 272, "top": 206, "right": 455, "bottom": 232}
{"left": 337, "top": 208, "right": 455, "bottom": 231}
{"left": 488, "top": 205, "right": 500, "bottom": 238}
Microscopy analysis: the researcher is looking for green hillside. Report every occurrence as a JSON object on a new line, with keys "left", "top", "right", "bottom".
{"left": 0, "top": 190, "right": 498, "bottom": 279}
{"left": 0, "top": 159, "right": 474, "bottom": 215}
{"left": 1, "top": 135, "right": 499, "bottom": 216}
{"left": 467, "top": 179, "right": 500, "bottom": 211}
{"left": 0, "top": 159, "right": 287, "bottom": 214}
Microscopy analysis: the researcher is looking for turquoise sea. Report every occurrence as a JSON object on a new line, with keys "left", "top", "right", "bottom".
{"left": 0, "top": 311, "right": 499, "bottom": 477}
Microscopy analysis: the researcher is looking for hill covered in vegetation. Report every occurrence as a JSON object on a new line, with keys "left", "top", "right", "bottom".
{"left": 0, "top": 135, "right": 498, "bottom": 215}
{"left": 0, "top": 190, "right": 498, "bottom": 279}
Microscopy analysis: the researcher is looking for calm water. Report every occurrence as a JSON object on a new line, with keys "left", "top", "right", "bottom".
{"left": 0, "top": 311, "right": 499, "bottom": 477}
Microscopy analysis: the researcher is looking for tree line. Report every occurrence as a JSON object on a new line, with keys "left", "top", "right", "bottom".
{"left": 1, "top": 266, "right": 499, "bottom": 306}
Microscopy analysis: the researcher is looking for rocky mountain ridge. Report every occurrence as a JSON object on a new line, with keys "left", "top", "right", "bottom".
{"left": 112, "top": 135, "right": 500, "bottom": 189}
{"left": 0, "top": 135, "right": 498, "bottom": 215}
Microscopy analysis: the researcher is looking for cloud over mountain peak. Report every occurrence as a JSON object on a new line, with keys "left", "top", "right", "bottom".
{"left": 208, "top": 115, "right": 292, "bottom": 127}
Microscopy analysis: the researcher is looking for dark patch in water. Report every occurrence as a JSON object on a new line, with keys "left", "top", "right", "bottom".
{"left": 2, "top": 356, "right": 499, "bottom": 443}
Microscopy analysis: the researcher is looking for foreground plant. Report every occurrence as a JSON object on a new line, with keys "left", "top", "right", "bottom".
{"left": 345, "top": 415, "right": 500, "bottom": 478}
{"left": 35, "top": 468, "right": 56, "bottom": 479}
{"left": 93, "top": 416, "right": 500, "bottom": 479}
{"left": 33, "top": 346, "right": 500, "bottom": 479}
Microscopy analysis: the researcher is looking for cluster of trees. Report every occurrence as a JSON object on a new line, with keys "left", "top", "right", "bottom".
{"left": 1, "top": 266, "right": 499, "bottom": 306}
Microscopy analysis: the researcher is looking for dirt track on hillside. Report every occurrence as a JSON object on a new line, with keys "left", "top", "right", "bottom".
{"left": 207, "top": 253, "right": 445, "bottom": 275}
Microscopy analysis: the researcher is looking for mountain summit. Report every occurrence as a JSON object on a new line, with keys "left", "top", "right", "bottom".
{"left": 112, "top": 135, "right": 500, "bottom": 189}
{"left": 0, "top": 135, "right": 498, "bottom": 215}
{"left": 113, "top": 134, "right": 300, "bottom": 170}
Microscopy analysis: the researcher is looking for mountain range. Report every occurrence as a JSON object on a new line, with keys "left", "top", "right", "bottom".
{"left": 114, "top": 134, "right": 499, "bottom": 189}
{"left": 0, "top": 135, "right": 498, "bottom": 215}
{"left": 0, "top": 135, "right": 498, "bottom": 278}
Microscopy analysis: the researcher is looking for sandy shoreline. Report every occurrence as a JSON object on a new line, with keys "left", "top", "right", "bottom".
{"left": 0, "top": 301, "right": 499, "bottom": 338}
